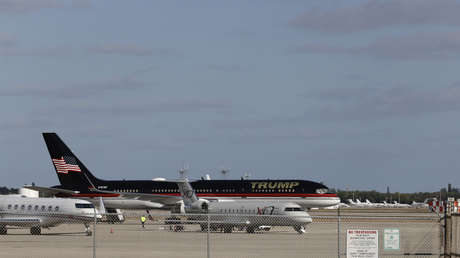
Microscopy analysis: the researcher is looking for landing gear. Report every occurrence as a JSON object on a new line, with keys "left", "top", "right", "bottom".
{"left": 30, "top": 226, "right": 41, "bottom": 235}
{"left": 0, "top": 225, "right": 7, "bottom": 235}
{"left": 223, "top": 225, "right": 232, "bottom": 233}
{"left": 84, "top": 224, "right": 92, "bottom": 236}
{"left": 294, "top": 225, "right": 306, "bottom": 234}
{"left": 246, "top": 226, "right": 255, "bottom": 234}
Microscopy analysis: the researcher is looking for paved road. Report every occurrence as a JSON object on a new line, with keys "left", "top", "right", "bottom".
{"left": 0, "top": 209, "right": 442, "bottom": 258}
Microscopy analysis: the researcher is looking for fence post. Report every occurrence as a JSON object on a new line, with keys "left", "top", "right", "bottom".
{"left": 337, "top": 207, "right": 340, "bottom": 258}
{"left": 93, "top": 207, "right": 97, "bottom": 258}
{"left": 207, "top": 213, "right": 210, "bottom": 258}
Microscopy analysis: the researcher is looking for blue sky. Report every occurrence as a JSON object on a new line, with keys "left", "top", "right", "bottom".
{"left": 1, "top": 0, "right": 460, "bottom": 192}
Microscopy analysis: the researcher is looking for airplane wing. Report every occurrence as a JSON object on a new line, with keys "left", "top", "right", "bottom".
{"left": 23, "top": 185, "right": 80, "bottom": 196}
{"left": 89, "top": 189, "right": 182, "bottom": 205}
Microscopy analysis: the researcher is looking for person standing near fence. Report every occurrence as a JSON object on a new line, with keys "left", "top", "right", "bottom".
{"left": 140, "top": 215, "right": 146, "bottom": 228}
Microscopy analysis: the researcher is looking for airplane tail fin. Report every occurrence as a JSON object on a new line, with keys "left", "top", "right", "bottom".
{"left": 42, "top": 132, "right": 103, "bottom": 190}
{"left": 176, "top": 179, "right": 198, "bottom": 207}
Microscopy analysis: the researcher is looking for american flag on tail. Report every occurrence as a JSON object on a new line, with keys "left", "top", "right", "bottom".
{"left": 52, "top": 156, "right": 81, "bottom": 174}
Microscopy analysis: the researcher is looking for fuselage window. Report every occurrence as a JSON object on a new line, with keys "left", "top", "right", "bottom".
{"left": 14, "top": 204, "right": 18, "bottom": 210}
{"left": 34, "top": 205, "right": 39, "bottom": 211}
{"left": 55, "top": 206, "right": 59, "bottom": 212}
{"left": 285, "top": 207, "right": 304, "bottom": 211}
{"left": 27, "top": 205, "right": 32, "bottom": 210}
{"left": 41, "top": 205, "right": 46, "bottom": 211}
{"left": 7, "top": 204, "right": 11, "bottom": 209}
{"left": 21, "top": 204, "right": 25, "bottom": 210}
{"left": 48, "top": 206, "right": 52, "bottom": 212}
{"left": 75, "top": 203, "right": 94, "bottom": 209}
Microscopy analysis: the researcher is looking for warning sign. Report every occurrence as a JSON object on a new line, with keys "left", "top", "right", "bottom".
{"left": 347, "top": 229, "right": 379, "bottom": 258}
{"left": 384, "top": 228, "right": 400, "bottom": 250}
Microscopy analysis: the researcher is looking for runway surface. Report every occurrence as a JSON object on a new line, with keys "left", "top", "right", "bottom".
{"left": 0, "top": 208, "right": 442, "bottom": 258}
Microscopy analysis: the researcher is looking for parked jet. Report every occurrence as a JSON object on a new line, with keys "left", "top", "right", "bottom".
{"left": 411, "top": 201, "right": 429, "bottom": 209}
{"left": 365, "top": 199, "right": 388, "bottom": 208}
{"left": 26, "top": 133, "right": 339, "bottom": 211}
{"left": 323, "top": 202, "right": 350, "bottom": 209}
{"left": 382, "top": 201, "right": 395, "bottom": 208}
{"left": 0, "top": 195, "right": 98, "bottom": 235}
{"left": 176, "top": 179, "right": 312, "bottom": 234}
{"left": 392, "top": 201, "right": 410, "bottom": 208}
{"left": 347, "top": 199, "right": 367, "bottom": 208}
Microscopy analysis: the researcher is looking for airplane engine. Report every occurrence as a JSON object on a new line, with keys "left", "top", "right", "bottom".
{"left": 189, "top": 199, "right": 210, "bottom": 213}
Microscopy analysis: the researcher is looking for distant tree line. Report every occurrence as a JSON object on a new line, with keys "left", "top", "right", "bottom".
{"left": 0, "top": 186, "right": 18, "bottom": 195}
{"left": 329, "top": 187, "right": 460, "bottom": 204}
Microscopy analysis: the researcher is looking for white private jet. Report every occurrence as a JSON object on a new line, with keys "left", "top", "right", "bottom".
{"left": 175, "top": 179, "right": 312, "bottom": 234}
{"left": 392, "top": 201, "right": 410, "bottom": 208}
{"left": 0, "top": 195, "right": 98, "bottom": 235}
{"left": 411, "top": 199, "right": 430, "bottom": 209}
{"left": 347, "top": 199, "right": 367, "bottom": 208}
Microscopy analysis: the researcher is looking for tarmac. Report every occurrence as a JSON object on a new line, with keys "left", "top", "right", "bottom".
{"left": 0, "top": 208, "right": 442, "bottom": 258}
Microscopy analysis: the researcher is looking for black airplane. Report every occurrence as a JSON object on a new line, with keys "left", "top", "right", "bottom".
{"left": 26, "top": 133, "right": 339, "bottom": 210}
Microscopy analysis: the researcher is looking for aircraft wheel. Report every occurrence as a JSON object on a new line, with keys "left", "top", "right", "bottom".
{"left": 246, "top": 226, "right": 255, "bottom": 234}
{"left": 0, "top": 225, "right": 7, "bottom": 235}
{"left": 294, "top": 225, "right": 306, "bottom": 234}
{"left": 86, "top": 230, "right": 92, "bottom": 236}
{"left": 30, "top": 226, "right": 41, "bottom": 235}
{"left": 200, "top": 224, "right": 207, "bottom": 231}
{"left": 223, "top": 225, "right": 232, "bottom": 233}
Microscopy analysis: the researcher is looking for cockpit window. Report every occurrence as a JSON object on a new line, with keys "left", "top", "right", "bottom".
{"left": 315, "top": 188, "right": 329, "bottom": 194}
{"left": 75, "top": 203, "right": 94, "bottom": 209}
{"left": 284, "top": 207, "right": 304, "bottom": 211}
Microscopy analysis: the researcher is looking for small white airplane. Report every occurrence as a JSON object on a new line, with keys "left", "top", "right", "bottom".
{"left": 323, "top": 202, "right": 350, "bottom": 209}
{"left": 411, "top": 201, "right": 429, "bottom": 209}
{"left": 0, "top": 195, "right": 98, "bottom": 235}
{"left": 382, "top": 201, "right": 394, "bottom": 207}
{"left": 347, "top": 199, "right": 367, "bottom": 208}
{"left": 392, "top": 201, "right": 410, "bottom": 208}
{"left": 365, "top": 199, "right": 389, "bottom": 208}
{"left": 176, "top": 179, "right": 312, "bottom": 234}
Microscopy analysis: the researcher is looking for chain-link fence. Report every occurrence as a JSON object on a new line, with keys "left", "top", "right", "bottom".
{"left": 0, "top": 209, "right": 445, "bottom": 257}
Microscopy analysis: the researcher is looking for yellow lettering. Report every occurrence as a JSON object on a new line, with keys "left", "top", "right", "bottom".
{"left": 278, "top": 182, "right": 289, "bottom": 189}
{"left": 251, "top": 182, "right": 258, "bottom": 189}
{"left": 258, "top": 182, "right": 267, "bottom": 189}
{"left": 268, "top": 182, "right": 277, "bottom": 189}
{"left": 289, "top": 182, "right": 300, "bottom": 189}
